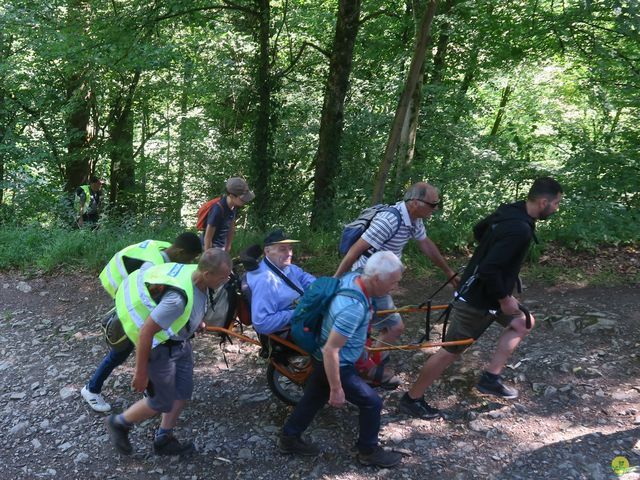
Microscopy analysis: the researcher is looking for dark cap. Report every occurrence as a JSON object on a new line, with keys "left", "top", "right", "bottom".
{"left": 226, "top": 177, "right": 255, "bottom": 203}
{"left": 264, "top": 229, "right": 300, "bottom": 247}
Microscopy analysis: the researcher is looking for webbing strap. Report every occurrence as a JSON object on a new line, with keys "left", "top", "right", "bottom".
{"left": 264, "top": 258, "right": 304, "bottom": 296}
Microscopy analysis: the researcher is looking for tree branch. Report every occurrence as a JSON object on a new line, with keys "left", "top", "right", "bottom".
{"left": 360, "top": 8, "right": 401, "bottom": 24}
{"left": 271, "top": 0, "right": 289, "bottom": 68}
{"left": 276, "top": 41, "right": 331, "bottom": 79}
{"left": 572, "top": 20, "right": 631, "bottom": 38}
{"left": 14, "top": 98, "right": 64, "bottom": 179}
{"left": 153, "top": 1, "right": 258, "bottom": 22}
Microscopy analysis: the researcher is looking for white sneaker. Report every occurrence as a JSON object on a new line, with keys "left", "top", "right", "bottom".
{"left": 81, "top": 386, "right": 111, "bottom": 412}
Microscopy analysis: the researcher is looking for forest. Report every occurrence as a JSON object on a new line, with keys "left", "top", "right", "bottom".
{"left": 0, "top": 0, "right": 638, "bottom": 268}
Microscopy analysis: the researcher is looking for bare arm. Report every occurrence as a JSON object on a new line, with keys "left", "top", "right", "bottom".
{"left": 498, "top": 295, "right": 521, "bottom": 316}
{"left": 203, "top": 224, "right": 216, "bottom": 251}
{"left": 334, "top": 238, "right": 372, "bottom": 277}
{"left": 132, "top": 317, "right": 162, "bottom": 392}
{"left": 322, "top": 329, "right": 348, "bottom": 407}
{"left": 225, "top": 219, "right": 236, "bottom": 252}
{"left": 417, "top": 237, "right": 459, "bottom": 288}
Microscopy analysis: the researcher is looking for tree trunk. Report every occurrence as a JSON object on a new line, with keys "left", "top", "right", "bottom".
{"left": 139, "top": 99, "right": 149, "bottom": 214}
{"left": 372, "top": 0, "right": 438, "bottom": 205}
{"left": 393, "top": 0, "right": 425, "bottom": 198}
{"left": 63, "top": 0, "right": 92, "bottom": 195}
{"left": 452, "top": 42, "right": 479, "bottom": 124}
{"left": 175, "top": 59, "right": 193, "bottom": 223}
{"left": 395, "top": 0, "right": 453, "bottom": 197}
{"left": 604, "top": 107, "right": 622, "bottom": 147}
{"left": 489, "top": 84, "right": 512, "bottom": 137}
{"left": 108, "top": 71, "right": 140, "bottom": 214}
{"left": 428, "top": 2, "right": 452, "bottom": 86}
{"left": 0, "top": 32, "right": 12, "bottom": 207}
{"left": 309, "top": 0, "right": 362, "bottom": 230}
{"left": 249, "top": 0, "right": 272, "bottom": 230}
{"left": 394, "top": 70, "right": 423, "bottom": 198}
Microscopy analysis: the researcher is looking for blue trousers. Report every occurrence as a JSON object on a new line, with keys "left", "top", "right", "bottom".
{"left": 87, "top": 342, "right": 134, "bottom": 394}
{"left": 283, "top": 360, "right": 382, "bottom": 452}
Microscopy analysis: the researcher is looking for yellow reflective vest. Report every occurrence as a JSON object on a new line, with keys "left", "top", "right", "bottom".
{"left": 116, "top": 263, "right": 197, "bottom": 348}
{"left": 99, "top": 240, "right": 171, "bottom": 298}
{"left": 76, "top": 185, "right": 91, "bottom": 214}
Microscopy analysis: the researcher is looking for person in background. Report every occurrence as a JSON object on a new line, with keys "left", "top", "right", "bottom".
{"left": 76, "top": 176, "right": 103, "bottom": 228}
{"left": 202, "top": 177, "right": 255, "bottom": 252}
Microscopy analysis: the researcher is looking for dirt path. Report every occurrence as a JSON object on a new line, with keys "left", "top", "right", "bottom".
{"left": 0, "top": 271, "right": 638, "bottom": 480}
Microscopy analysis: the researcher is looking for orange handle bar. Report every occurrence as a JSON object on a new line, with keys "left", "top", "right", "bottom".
{"left": 376, "top": 304, "right": 449, "bottom": 316}
{"left": 204, "top": 326, "right": 309, "bottom": 356}
{"left": 205, "top": 326, "right": 262, "bottom": 346}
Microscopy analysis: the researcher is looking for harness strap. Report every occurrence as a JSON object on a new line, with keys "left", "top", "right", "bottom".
{"left": 264, "top": 258, "right": 304, "bottom": 296}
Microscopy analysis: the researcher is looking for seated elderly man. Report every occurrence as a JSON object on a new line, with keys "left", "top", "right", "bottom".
{"left": 246, "top": 229, "right": 316, "bottom": 335}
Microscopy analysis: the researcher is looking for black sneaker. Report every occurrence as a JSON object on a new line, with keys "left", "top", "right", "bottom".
{"left": 153, "top": 434, "right": 195, "bottom": 456}
{"left": 105, "top": 414, "right": 132, "bottom": 455}
{"left": 357, "top": 446, "right": 402, "bottom": 468}
{"left": 398, "top": 393, "right": 440, "bottom": 419}
{"left": 278, "top": 433, "right": 319, "bottom": 456}
{"left": 476, "top": 372, "right": 518, "bottom": 399}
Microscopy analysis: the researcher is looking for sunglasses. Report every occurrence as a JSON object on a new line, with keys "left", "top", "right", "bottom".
{"left": 415, "top": 198, "right": 440, "bottom": 208}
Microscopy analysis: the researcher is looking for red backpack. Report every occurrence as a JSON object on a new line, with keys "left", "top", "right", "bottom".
{"left": 196, "top": 197, "right": 221, "bottom": 231}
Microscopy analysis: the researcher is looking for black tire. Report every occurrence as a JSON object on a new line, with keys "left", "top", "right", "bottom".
{"left": 266, "top": 357, "right": 309, "bottom": 406}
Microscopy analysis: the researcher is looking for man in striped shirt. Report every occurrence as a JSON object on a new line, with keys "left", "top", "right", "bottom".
{"left": 335, "top": 182, "right": 459, "bottom": 355}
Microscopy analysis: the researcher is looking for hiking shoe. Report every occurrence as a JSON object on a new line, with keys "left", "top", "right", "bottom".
{"left": 81, "top": 385, "right": 111, "bottom": 413}
{"left": 278, "top": 434, "right": 319, "bottom": 456}
{"left": 476, "top": 372, "right": 518, "bottom": 399}
{"left": 357, "top": 446, "right": 402, "bottom": 468}
{"left": 105, "top": 414, "right": 132, "bottom": 455}
{"left": 398, "top": 392, "right": 440, "bottom": 419}
{"left": 153, "top": 434, "right": 195, "bottom": 456}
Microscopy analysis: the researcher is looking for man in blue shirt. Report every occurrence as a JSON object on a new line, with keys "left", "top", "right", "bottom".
{"left": 246, "top": 230, "right": 316, "bottom": 335}
{"left": 279, "top": 251, "right": 404, "bottom": 468}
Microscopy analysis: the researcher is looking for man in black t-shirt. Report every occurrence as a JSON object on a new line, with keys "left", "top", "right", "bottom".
{"left": 202, "top": 177, "right": 255, "bottom": 251}
{"left": 399, "top": 177, "right": 563, "bottom": 419}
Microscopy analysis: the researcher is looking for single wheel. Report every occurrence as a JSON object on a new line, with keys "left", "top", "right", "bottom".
{"left": 266, "top": 356, "right": 310, "bottom": 406}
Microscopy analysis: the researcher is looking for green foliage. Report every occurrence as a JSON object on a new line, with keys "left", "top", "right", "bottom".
{"left": 0, "top": 0, "right": 638, "bottom": 274}
{"left": 0, "top": 223, "right": 184, "bottom": 272}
